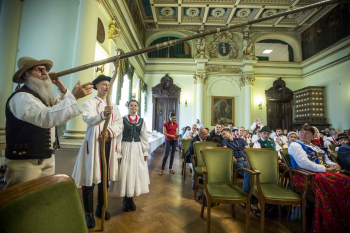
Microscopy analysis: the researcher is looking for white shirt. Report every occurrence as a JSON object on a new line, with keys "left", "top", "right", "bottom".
{"left": 274, "top": 135, "right": 288, "bottom": 144}
{"left": 324, "top": 136, "right": 340, "bottom": 151}
{"left": 196, "top": 123, "right": 204, "bottom": 129}
{"left": 252, "top": 134, "right": 260, "bottom": 143}
{"left": 270, "top": 132, "right": 276, "bottom": 139}
{"left": 183, "top": 131, "right": 198, "bottom": 139}
{"left": 9, "top": 89, "right": 81, "bottom": 147}
{"left": 288, "top": 140, "right": 336, "bottom": 173}
{"left": 250, "top": 122, "right": 264, "bottom": 131}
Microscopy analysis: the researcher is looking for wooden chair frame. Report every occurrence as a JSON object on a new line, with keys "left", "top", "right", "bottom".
{"left": 181, "top": 139, "right": 193, "bottom": 180}
{"left": 245, "top": 148, "right": 314, "bottom": 233}
{"left": 200, "top": 147, "right": 259, "bottom": 233}
{"left": 191, "top": 141, "right": 218, "bottom": 200}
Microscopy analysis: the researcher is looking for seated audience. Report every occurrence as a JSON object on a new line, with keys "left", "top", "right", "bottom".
{"left": 183, "top": 124, "right": 198, "bottom": 139}
{"left": 274, "top": 128, "right": 288, "bottom": 145}
{"left": 311, "top": 127, "right": 324, "bottom": 148}
{"left": 320, "top": 131, "right": 327, "bottom": 142}
{"left": 324, "top": 127, "right": 331, "bottom": 137}
{"left": 205, "top": 127, "right": 209, "bottom": 136}
{"left": 228, "top": 122, "right": 234, "bottom": 133}
{"left": 283, "top": 129, "right": 288, "bottom": 135}
{"left": 181, "top": 126, "right": 190, "bottom": 138}
{"left": 242, "top": 130, "right": 251, "bottom": 144}
{"left": 251, "top": 129, "right": 262, "bottom": 143}
{"left": 335, "top": 133, "right": 349, "bottom": 150}
{"left": 196, "top": 119, "right": 204, "bottom": 129}
{"left": 238, "top": 126, "right": 245, "bottom": 138}
{"left": 209, "top": 123, "right": 223, "bottom": 144}
{"left": 232, "top": 129, "right": 239, "bottom": 138}
{"left": 253, "top": 126, "right": 282, "bottom": 157}
{"left": 221, "top": 129, "right": 259, "bottom": 216}
{"left": 324, "top": 129, "right": 341, "bottom": 151}
{"left": 344, "top": 129, "right": 349, "bottom": 136}
{"left": 288, "top": 125, "right": 349, "bottom": 233}
{"left": 337, "top": 131, "right": 350, "bottom": 171}
{"left": 221, "top": 123, "right": 226, "bottom": 131}
{"left": 270, "top": 130, "right": 276, "bottom": 140}
{"left": 185, "top": 128, "right": 212, "bottom": 187}
{"left": 250, "top": 118, "right": 264, "bottom": 135}
{"left": 283, "top": 131, "right": 297, "bottom": 148}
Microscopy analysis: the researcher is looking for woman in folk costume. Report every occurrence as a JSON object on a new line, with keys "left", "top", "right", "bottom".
{"left": 282, "top": 131, "right": 297, "bottom": 148}
{"left": 110, "top": 100, "right": 150, "bottom": 212}
{"left": 311, "top": 126, "right": 324, "bottom": 147}
{"left": 288, "top": 125, "right": 350, "bottom": 233}
{"left": 72, "top": 75, "right": 123, "bottom": 229}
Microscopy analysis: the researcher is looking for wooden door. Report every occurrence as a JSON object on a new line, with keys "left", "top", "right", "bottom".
{"left": 154, "top": 98, "right": 179, "bottom": 133}
{"left": 267, "top": 101, "right": 293, "bottom": 131}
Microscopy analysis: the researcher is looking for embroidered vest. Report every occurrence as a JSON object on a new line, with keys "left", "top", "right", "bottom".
{"left": 5, "top": 86, "right": 57, "bottom": 160}
{"left": 258, "top": 138, "right": 275, "bottom": 149}
{"left": 289, "top": 141, "right": 328, "bottom": 169}
{"left": 122, "top": 117, "right": 143, "bottom": 142}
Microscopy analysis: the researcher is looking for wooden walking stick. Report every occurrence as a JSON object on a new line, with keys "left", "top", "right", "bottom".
{"left": 99, "top": 58, "right": 120, "bottom": 231}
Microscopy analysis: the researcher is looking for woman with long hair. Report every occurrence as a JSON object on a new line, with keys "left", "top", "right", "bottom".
{"left": 159, "top": 112, "right": 180, "bottom": 175}
{"left": 288, "top": 125, "right": 350, "bottom": 232}
{"left": 110, "top": 100, "right": 150, "bottom": 212}
{"left": 311, "top": 126, "right": 324, "bottom": 147}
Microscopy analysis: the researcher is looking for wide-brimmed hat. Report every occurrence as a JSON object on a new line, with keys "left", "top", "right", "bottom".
{"left": 13, "top": 57, "right": 53, "bottom": 84}
{"left": 336, "top": 133, "right": 349, "bottom": 141}
{"left": 92, "top": 75, "right": 112, "bottom": 90}
{"left": 260, "top": 126, "right": 271, "bottom": 133}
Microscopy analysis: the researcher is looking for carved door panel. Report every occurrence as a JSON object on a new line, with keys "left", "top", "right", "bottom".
{"left": 155, "top": 98, "right": 167, "bottom": 133}
{"left": 167, "top": 98, "right": 178, "bottom": 123}
{"left": 267, "top": 101, "right": 293, "bottom": 131}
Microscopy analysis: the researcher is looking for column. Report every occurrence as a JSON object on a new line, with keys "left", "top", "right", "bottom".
{"left": 61, "top": 0, "right": 99, "bottom": 139}
{"left": 193, "top": 74, "right": 206, "bottom": 123}
{"left": 240, "top": 75, "right": 255, "bottom": 129}
{"left": 0, "top": 0, "right": 23, "bottom": 138}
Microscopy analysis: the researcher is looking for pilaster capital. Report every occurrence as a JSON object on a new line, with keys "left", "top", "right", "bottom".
{"left": 240, "top": 74, "right": 255, "bottom": 86}
{"left": 193, "top": 73, "right": 207, "bottom": 85}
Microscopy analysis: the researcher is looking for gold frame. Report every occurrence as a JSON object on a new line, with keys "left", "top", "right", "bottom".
{"left": 211, "top": 96, "right": 235, "bottom": 126}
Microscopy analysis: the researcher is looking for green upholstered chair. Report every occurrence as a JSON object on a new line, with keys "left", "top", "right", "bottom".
{"left": 200, "top": 147, "right": 258, "bottom": 233}
{"left": 192, "top": 141, "right": 218, "bottom": 200}
{"left": 249, "top": 142, "right": 254, "bottom": 148}
{"left": 0, "top": 175, "right": 88, "bottom": 233}
{"left": 181, "top": 138, "right": 192, "bottom": 180}
{"left": 245, "top": 148, "right": 311, "bottom": 233}
{"left": 329, "top": 144, "right": 339, "bottom": 152}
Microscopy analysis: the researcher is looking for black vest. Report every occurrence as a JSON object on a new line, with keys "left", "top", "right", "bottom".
{"left": 5, "top": 86, "right": 58, "bottom": 160}
{"left": 121, "top": 117, "right": 144, "bottom": 142}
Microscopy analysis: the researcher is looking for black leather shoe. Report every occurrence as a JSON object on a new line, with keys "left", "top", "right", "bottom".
{"left": 123, "top": 197, "right": 130, "bottom": 212}
{"left": 85, "top": 212, "right": 95, "bottom": 229}
{"left": 95, "top": 206, "right": 111, "bottom": 220}
{"left": 128, "top": 197, "right": 136, "bottom": 211}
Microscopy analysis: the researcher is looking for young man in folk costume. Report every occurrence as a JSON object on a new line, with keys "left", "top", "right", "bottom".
{"left": 72, "top": 75, "right": 123, "bottom": 229}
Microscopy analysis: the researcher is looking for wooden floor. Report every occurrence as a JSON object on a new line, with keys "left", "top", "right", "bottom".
{"left": 0, "top": 146, "right": 312, "bottom": 233}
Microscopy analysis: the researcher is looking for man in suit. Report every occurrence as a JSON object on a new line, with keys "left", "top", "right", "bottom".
{"left": 337, "top": 132, "right": 350, "bottom": 171}
{"left": 185, "top": 128, "right": 212, "bottom": 188}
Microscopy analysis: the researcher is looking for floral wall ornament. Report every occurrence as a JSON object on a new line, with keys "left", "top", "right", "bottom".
{"left": 236, "top": 9, "right": 252, "bottom": 18}
{"left": 195, "top": 37, "right": 209, "bottom": 59}
{"left": 108, "top": 20, "right": 121, "bottom": 44}
{"left": 161, "top": 7, "right": 175, "bottom": 17}
{"left": 211, "top": 8, "right": 225, "bottom": 18}
{"left": 206, "top": 65, "right": 242, "bottom": 74}
{"left": 186, "top": 7, "right": 200, "bottom": 17}
{"left": 262, "top": 9, "right": 278, "bottom": 18}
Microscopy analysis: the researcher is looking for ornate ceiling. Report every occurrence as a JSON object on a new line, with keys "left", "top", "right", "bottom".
{"left": 137, "top": 0, "right": 337, "bottom": 32}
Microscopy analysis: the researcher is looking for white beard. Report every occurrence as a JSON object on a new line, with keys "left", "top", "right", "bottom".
{"left": 26, "top": 74, "right": 55, "bottom": 106}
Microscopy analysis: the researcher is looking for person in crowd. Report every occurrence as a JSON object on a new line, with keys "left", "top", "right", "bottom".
{"left": 336, "top": 133, "right": 349, "bottom": 146}
{"left": 72, "top": 75, "right": 122, "bottom": 228}
{"left": 159, "top": 113, "right": 180, "bottom": 175}
{"left": 221, "top": 123, "right": 226, "bottom": 131}
{"left": 209, "top": 123, "right": 223, "bottom": 144}
{"left": 238, "top": 126, "right": 245, "bottom": 138}
{"left": 196, "top": 119, "right": 204, "bottom": 129}
{"left": 228, "top": 122, "right": 234, "bottom": 133}
{"left": 221, "top": 129, "right": 260, "bottom": 216}
{"left": 110, "top": 100, "right": 150, "bottom": 212}
{"left": 288, "top": 125, "right": 349, "bottom": 233}
{"left": 324, "top": 127, "right": 331, "bottom": 137}
{"left": 250, "top": 118, "right": 264, "bottom": 135}
{"left": 337, "top": 131, "right": 350, "bottom": 171}
{"left": 181, "top": 126, "right": 190, "bottom": 138}
{"left": 5, "top": 57, "right": 92, "bottom": 189}
{"left": 183, "top": 124, "right": 198, "bottom": 139}
{"left": 320, "top": 131, "right": 327, "bottom": 142}
{"left": 242, "top": 130, "right": 251, "bottom": 144}
{"left": 283, "top": 131, "right": 297, "bottom": 148}
{"left": 251, "top": 129, "right": 262, "bottom": 143}
{"left": 324, "top": 129, "right": 341, "bottom": 152}
{"left": 253, "top": 126, "right": 282, "bottom": 156}
{"left": 283, "top": 129, "right": 288, "bottom": 135}
{"left": 205, "top": 128, "right": 210, "bottom": 136}
{"left": 344, "top": 129, "right": 349, "bottom": 136}
{"left": 274, "top": 128, "right": 288, "bottom": 145}
{"left": 270, "top": 130, "right": 277, "bottom": 140}
{"left": 311, "top": 126, "right": 324, "bottom": 147}
{"left": 232, "top": 129, "right": 239, "bottom": 138}
{"left": 185, "top": 128, "right": 212, "bottom": 188}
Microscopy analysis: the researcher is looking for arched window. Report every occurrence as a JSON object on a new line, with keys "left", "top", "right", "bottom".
{"left": 148, "top": 37, "right": 191, "bottom": 58}
{"left": 255, "top": 39, "right": 294, "bottom": 62}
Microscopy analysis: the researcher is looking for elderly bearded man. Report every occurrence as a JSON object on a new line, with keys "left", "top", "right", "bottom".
{"left": 4, "top": 57, "right": 93, "bottom": 189}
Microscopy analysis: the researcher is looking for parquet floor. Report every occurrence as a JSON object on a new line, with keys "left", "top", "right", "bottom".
{"left": 84, "top": 146, "right": 311, "bottom": 233}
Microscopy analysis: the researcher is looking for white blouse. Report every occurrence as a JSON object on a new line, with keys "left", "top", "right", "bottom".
{"left": 288, "top": 140, "right": 336, "bottom": 173}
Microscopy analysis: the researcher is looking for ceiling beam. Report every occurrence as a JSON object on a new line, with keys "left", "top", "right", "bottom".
{"left": 297, "top": 7, "right": 320, "bottom": 26}
{"left": 253, "top": 6, "right": 265, "bottom": 20}
{"left": 226, "top": 5, "right": 238, "bottom": 24}
{"left": 202, "top": 4, "right": 210, "bottom": 24}
{"left": 178, "top": 0, "right": 182, "bottom": 24}
{"left": 150, "top": 0, "right": 158, "bottom": 29}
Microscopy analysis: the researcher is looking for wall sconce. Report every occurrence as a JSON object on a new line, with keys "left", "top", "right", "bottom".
{"left": 258, "top": 102, "right": 262, "bottom": 109}
{"left": 132, "top": 93, "right": 136, "bottom": 99}
{"left": 96, "top": 65, "right": 104, "bottom": 75}
{"left": 185, "top": 100, "right": 188, "bottom": 107}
